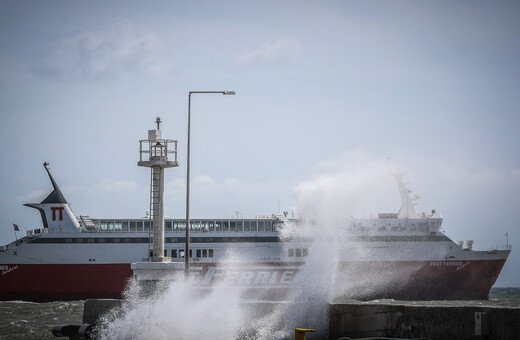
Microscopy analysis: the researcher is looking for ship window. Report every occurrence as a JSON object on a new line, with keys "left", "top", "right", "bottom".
{"left": 130, "top": 221, "right": 138, "bottom": 231}
{"left": 98, "top": 238, "right": 105, "bottom": 243}
{"left": 114, "top": 222, "right": 122, "bottom": 231}
{"left": 124, "top": 238, "right": 131, "bottom": 243}
{"left": 100, "top": 223, "right": 108, "bottom": 231}
{"left": 65, "top": 238, "right": 72, "bottom": 243}
{"left": 222, "top": 221, "right": 229, "bottom": 231}
{"left": 113, "top": 238, "right": 120, "bottom": 243}
{"left": 258, "top": 221, "right": 265, "bottom": 232}
{"left": 244, "top": 221, "right": 251, "bottom": 231}
{"left": 88, "top": 238, "right": 95, "bottom": 243}
{"left": 209, "top": 249, "right": 213, "bottom": 257}
{"left": 166, "top": 221, "right": 173, "bottom": 232}
{"left": 208, "top": 222, "right": 215, "bottom": 231}
{"left": 265, "top": 221, "right": 272, "bottom": 232}
{"left": 172, "top": 249, "right": 177, "bottom": 258}
{"left": 295, "top": 249, "right": 302, "bottom": 257}
{"left": 122, "top": 222, "right": 129, "bottom": 231}
{"left": 164, "top": 249, "right": 167, "bottom": 257}
{"left": 144, "top": 221, "right": 151, "bottom": 231}
{"left": 230, "top": 221, "right": 237, "bottom": 231}
{"left": 191, "top": 221, "right": 201, "bottom": 231}
{"left": 203, "top": 249, "right": 208, "bottom": 257}
{"left": 288, "top": 249, "right": 294, "bottom": 257}
{"left": 196, "top": 249, "right": 201, "bottom": 257}
{"left": 303, "top": 248, "right": 308, "bottom": 257}
{"left": 189, "top": 249, "right": 192, "bottom": 258}
{"left": 177, "top": 221, "right": 186, "bottom": 231}
{"left": 76, "top": 238, "right": 83, "bottom": 243}
{"left": 180, "top": 250, "right": 185, "bottom": 258}
{"left": 251, "top": 220, "right": 257, "bottom": 231}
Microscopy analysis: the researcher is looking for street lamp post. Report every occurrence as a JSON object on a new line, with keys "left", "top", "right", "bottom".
{"left": 185, "top": 91, "right": 236, "bottom": 276}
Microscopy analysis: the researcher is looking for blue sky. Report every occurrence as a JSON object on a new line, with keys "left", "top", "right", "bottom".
{"left": 1, "top": 1, "right": 519, "bottom": 286}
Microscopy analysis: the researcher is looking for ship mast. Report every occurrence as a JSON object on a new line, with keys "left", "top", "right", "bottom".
{"left": 393, "top": 170, "right": 418, "bottom": 219}
{"left": 138, "top": 117, "right": 179, "bottom": 262}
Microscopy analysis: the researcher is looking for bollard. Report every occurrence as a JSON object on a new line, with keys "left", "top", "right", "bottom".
{"left": 52, "top": 324, "right": 80, "bottom": 337}
{"left": 295, "top": 328, "right": 315, "bottom": 340}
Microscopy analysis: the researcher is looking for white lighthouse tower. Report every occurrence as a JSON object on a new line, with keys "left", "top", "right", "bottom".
{"left": 138, "top": 117, "right": 179, "bottom": 262}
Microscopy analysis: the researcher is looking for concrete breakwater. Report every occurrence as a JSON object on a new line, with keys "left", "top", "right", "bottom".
{"left": 53, "top": 299, "right": 520, "bottom": 339}
{"left": 329, "top": 300, "right": 520, "bottom": 340}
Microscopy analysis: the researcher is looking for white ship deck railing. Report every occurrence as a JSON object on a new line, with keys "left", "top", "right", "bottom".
{"left": 488, "top": 244, "right": 512, "bottom": 251}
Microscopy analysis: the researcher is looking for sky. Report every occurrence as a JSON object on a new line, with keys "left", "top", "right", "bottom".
{"left": 0, "top": 1, "right": 519, "bottom": 286}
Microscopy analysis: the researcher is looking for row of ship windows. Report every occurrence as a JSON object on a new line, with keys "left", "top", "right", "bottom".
{"left": 55, "top": 237, "right": 278, "bottom": 244}
{"left": 164, "top": 249, "right": 214, "bottom": 258}
{"left": 96, "top": 220, "right": 276, "bottom": 233}
{"left": 167, "top": 248, "right": 306, "bottom": 258}
{"left": 348, "top": 225, "right": 431, "bottom": 232}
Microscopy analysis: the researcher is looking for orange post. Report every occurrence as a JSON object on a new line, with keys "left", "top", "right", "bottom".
{"left": 295, "top": 328, "right": 315, "bottom": 340}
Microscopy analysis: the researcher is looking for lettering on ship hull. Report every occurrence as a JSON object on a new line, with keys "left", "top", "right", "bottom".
{"left": 1, "top": 265, "right": 19, "bottom": 276}
{"left": 200, "top": 266, "right": 299, "bottom": 287}
{"left": 430, "top": 261, "right": 471, "bottom": 271}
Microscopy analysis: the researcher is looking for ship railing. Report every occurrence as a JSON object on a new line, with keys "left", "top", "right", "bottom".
{"left": 488, "top": 244, "right": 512, "bottom": 252}
{"left": 26, "top": 228, "right": 47, "bottom": 237}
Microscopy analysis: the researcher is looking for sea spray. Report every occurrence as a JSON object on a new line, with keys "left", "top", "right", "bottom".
{"left": 96, "top": 272, "right": 246, "bottom": 340}
{"left": 96, "top": 159, "right": 405, "bottom": 339}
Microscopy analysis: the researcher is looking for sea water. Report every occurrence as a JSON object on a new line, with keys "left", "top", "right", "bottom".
{"left": 0, "top": 288, "right": 518, "bottom": 340}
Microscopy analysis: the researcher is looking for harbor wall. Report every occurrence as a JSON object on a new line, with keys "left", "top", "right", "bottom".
{"left": 328, "top": 302, "right": 520, "bottom": 340}
{"left": 80, "top": 299, "right": 520, "bottom": 339}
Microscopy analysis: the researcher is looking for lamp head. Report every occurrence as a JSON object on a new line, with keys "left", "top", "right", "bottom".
{"left": 222, "top": 91, "right": 236, "bottom": 95}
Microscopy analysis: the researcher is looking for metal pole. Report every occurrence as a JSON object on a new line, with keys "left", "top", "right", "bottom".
{"left": 185, "top": 90, "right": 235, "bottom": 276}
{"left": 185, "top": 93, "right": 192, "bottom": 276}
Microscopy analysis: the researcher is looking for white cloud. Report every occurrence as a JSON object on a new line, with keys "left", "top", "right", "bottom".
{"left": 236, "top": 39, "right": 302, "bottom": 65}
{"left": 88, "top": 179, "right": 138, "bottom": 194}
{"left": 15, "top": 190, "right": 48, "bottom": 203}
{"left": 166, "top": 175, "right": 274, "bottom": 198}
{"left": 33, "top": 21, "right": 174, "bottom": 81}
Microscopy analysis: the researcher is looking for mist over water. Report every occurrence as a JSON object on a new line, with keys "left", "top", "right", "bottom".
{"left": 96, "top": 161, "right": 400, "bottom": 339}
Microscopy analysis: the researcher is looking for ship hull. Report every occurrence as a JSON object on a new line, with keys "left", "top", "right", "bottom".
{"left": 334, "top": 258, "right": 508, "bottom": 300}
{"left": 0, "top": 263, "right": 132, "bottom": 302}
{"left": 0, "top": 258, "right": 507, "bottom": 301}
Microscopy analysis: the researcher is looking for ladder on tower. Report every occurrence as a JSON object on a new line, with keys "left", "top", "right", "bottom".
{"left": 148, "top": 167, "right": 161, "bottom": 260}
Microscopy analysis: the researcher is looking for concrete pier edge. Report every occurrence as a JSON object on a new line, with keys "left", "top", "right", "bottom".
{"left": 57, "top": 299, "right": 519, "bottom": 339}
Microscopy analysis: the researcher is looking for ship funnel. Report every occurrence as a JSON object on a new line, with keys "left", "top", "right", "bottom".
{"left": 41, "top": 162, "right": 67, "bottom": 204}
{"left": 24, "top": 163, "right": 81, "bottom": 233}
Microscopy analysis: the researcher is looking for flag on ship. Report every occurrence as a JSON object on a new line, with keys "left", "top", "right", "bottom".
{"left": 13, "top": 223, "right": 19, "bottom": 231}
